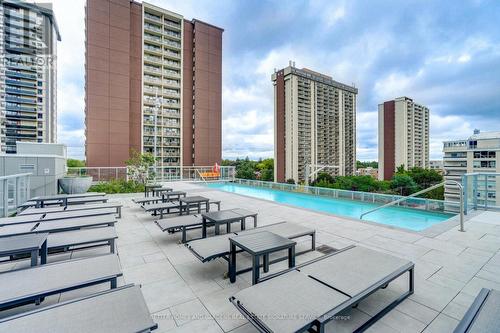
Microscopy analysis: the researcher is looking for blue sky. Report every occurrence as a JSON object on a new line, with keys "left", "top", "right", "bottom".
{"left": 53, "top": 0, "right": 500, "bottom": 161}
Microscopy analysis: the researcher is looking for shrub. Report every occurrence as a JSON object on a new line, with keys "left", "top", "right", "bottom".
{"left": 286, "top": 178, "right": 296, "bottom": 184}
{"left": 88, "top": 179, "right": 145, "bottom": 194}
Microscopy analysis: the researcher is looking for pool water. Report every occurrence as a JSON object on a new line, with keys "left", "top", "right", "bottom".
{"left": 206, "top": 182, "right": 455, "bottom": 231}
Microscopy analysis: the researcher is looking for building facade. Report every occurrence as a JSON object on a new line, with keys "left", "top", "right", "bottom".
{"left": 443, "top": 130, "right": 500, "bottom": 208}
{"left": 85, "top": 0, "right": 222, "bottom": 177}
{"left": 0, "top": 0, "right": 60, "bottom": 153}
{"left": 272, "top": 64, "right": 357, "bottom": 183}
{"left": 378, "top": 97, "right": 429, "bottom": 180}
{"left": 429, "top": 160, "right": 444, "bottom": 174}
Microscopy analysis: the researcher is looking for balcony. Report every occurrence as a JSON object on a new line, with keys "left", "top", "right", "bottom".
{"left": 5, "top": 96, "right": 37, "bottom": 105}
{"left": 144, "top": 13, "right": 162, "bottom": 23}
{"left": 6, "top": 87, "right": 37, "bottom": 96}
{"left": 6, "top": 70, "right": 37, "bottom": 80}
{"left": 5, "top": 79, "right": 37, "bottom": 88}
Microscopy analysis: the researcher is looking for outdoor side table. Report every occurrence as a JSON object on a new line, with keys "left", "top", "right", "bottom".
{"left": 0, "top": 233, "right": 49, "bottom": 266}
{"left": 229, "top": 231, "right": 296, "bottom": 285}
{"left": 179, "top": 196, "right": 210, "bottom": 216}
{"left": 231, "top": 208, "right": 258, "bottom": 229}
{"left": 201, "top": 210, "right": 245, "bottom": 238}
{"left": 144, "top": 184, "right": 162, "bottom": 197}
{"left": 161, "top": 190, "right": 186, "bottom": 202}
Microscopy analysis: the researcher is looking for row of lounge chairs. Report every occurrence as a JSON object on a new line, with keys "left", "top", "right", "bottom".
{"left": 0, "top": 192, "right": 157, "bottom": 332}
{"left": 132, "top": 186, "right": 500, "bottom": 332}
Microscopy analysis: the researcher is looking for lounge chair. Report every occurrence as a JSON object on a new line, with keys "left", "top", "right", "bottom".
{"left": 0, "top": 284, "right": 157, "bottom": 332}
{"left": 229, "top": 245, "right": 414, "bottom": 333}
{"left": 0, "top": 210, "right": 118, "bottom": 227}
{"left": 454, "top": 288, "right": 500, "bottom": 333}
{"left": 133, "top": 196, "right": 165, "bottom": 205}
{"left": 143, "top": 200, "right": 221, "bottom": 218}
{"left": 47, "top": 226, "right": 118, "bottom": 254}
{"left": 18, "top": 202, "right": 123, "bottom": 218}
{"left": 187, "top": 221, "right": 315, "bottom": 263}
{"left": 18, "top": 195, "right": 108, "bottom": 210}
{"left": 0, "top": 254, "right": 122, "bottom": 310}
{"left": 155, "top": 215, "right": 203, "bottom": 243}
{"left": 0, "top": 214, "right": 117, "bottom": 237}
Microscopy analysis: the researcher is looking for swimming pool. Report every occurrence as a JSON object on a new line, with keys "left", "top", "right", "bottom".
{"left": 206, "top": 182, "right": 455, "bottom": 231}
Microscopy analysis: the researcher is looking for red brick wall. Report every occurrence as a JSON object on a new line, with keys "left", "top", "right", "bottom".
{"left": 275, "top": 70, "right": 286, "bottom": 182}
{"left": 85, "top": 0, "right": 134, "bottom": 167}
{"left": 191, "top": 21, "right": 223, "bottom": 166}
{"left": 383, "top": 100, "right": 396, "bottom": 180}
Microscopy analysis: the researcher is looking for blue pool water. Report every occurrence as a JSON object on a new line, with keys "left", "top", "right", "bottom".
{"left": 206, "top": 182, "right": 455, "bottom": 231}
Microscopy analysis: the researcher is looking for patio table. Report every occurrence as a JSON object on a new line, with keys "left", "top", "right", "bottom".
{"left": 229, "top": 231, "right": 296, "bottom": 285}
{"left": 160, "top": 190, "right": 186, "bottom": 202}
{"left": 144, "top": 184, "right": 162, "bottom": 197}
{"left": 179, "top": 196, "right": 210, "bottom": 216}
{"left": 0, "top": 233, "right": 48, "bottom": 266}
{"left": 201, "top": 209, "right": 258, "bottom": 238}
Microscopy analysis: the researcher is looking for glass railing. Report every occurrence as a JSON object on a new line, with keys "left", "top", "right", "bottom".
{"left": 462, "top": 173, "right": 500, "bottom": 212}
{"left": 233, "top": 179, "right": 453, "bottom": 214}
{"left": 0, "top": 173, "right": 31, "bottom": 217}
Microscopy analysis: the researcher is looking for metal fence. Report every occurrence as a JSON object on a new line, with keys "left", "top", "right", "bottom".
{"left": 67, "top": 166, "right": 236, "bottom": 183}
{"left": 233, "top": 178, "right": 454, "bottom": 214}
{"left": 0, "top": 173, "right": 31, "bottom": 217}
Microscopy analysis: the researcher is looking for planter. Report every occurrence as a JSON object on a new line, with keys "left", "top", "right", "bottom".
{"left": 59, "top": 176, "right": 93, "bottom": 194}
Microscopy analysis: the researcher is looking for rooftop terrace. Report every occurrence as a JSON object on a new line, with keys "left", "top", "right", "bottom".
{"left": 1, "top": 181, "right": 500, "bottom": 332}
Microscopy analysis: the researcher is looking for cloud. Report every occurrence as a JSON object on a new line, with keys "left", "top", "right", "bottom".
{"left": 51, "top": 0, "right": 500, "bottom": 163}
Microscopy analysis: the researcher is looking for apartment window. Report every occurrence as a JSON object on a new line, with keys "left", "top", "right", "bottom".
{"left": 469, "top": 140, "right": 477, "bottom": 149}
{"left": 473, "top": 160, "right": 496, "bottom": 168}
{"left": 473, "top": 151, "right": 496, "bottom": 158}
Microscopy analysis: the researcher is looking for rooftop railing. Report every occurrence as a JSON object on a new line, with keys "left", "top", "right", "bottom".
{"left": 67, "top": 166, "right": 235, "bottom": 183}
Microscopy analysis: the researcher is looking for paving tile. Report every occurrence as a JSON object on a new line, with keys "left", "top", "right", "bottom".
{"left": 378, "top": 309, "right": 427, "bottom": 333}
{"left": 422, "top": 313, "right": 458, "bottom": 333}
{"left": 166, "top": 318, "right": 223, "bottom": 333}
{"left": 461, "top": 276, "right": 500, "bottom": 297}
{"left": 141, "top": 277, "right": 196, "bottom": 313}
{"left": 169, "top": 298, "right": 213, "bottom": 326}
{"left": 442, "top": 301, "right": 469, "bottom": 321}
{"left": 409, "top": 278, "right": 459, "bottom": 312}
{"left": 396, "top": 299, "right": 439, "bottom": 325}
{"left": 123, "top": 260, "right": 178, "bottom": 285}
{"left": 198, "top": 287, "right": 248, "bottom": 332}
{"left": 151, "top": 308, "right": 177, "bottom": 333}
{"left": 228, "top": 323, "right": 259, "bottom": 333}
{"left": 143, "top": 251, "right": 167, "bottom": 263}
{"left": 414, "top": 238, "right": 465, "bottom": 256}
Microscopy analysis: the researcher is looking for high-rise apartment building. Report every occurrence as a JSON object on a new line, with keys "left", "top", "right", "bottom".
{"left": 272, "top": 64, "right": 357, "bottom": 183}
{"left": 0, "top": 0, "right": 60, "bottom": 153}
{"left": 85, "top": 0, "right": 222, "bottom": 177}
{"left": 378, "top": 97, "right": 429, "bottom": 180}
{"left": 443, "top": 130, "right": 500, "bottom": 207}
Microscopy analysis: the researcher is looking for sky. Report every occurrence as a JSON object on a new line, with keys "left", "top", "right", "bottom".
{"left": 52, "top": 0, "right": 500, "bottom": 161}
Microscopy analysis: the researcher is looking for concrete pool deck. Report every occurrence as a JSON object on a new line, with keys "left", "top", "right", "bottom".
{"left": 1, "top": 181, "right": 500, "bottom": 332}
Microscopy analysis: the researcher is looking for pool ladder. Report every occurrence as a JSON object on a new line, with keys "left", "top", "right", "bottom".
{"left": 359, "top": 180, "right": 465, "bottom": 232}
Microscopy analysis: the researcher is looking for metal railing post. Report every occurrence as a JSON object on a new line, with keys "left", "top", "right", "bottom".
{"left": 3, "top": 179, "right": 9, "bottom": 217}
{"left": 15, "top": 176, "right": 20, "bottom": 209}
{"left": 473, "top": 174, "right": 478, "bottom": 210}
{"left": 484, "top": 174, "right": 488, "bottom": 210}
{"left": 462, "top": 174, "right": 468, "bottom": 215}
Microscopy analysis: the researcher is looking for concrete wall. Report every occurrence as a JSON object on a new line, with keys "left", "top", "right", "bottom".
{"left": 0, "top": 155, "right": 66, "bottom": 197}
{"left": 16, "top": 142, "right": 67, "bottom": 157}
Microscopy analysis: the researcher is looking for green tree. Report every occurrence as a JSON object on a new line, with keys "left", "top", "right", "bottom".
{"left": 256, "top": 158, "right": 274, "bottom": 181}
{"left": 391, "top": 174, "right": 418, "bottom": 196}
{"left": 125, "top": 149, "right": 156, "bottom": 184}
{"left": 356, "top": 161, "right": 378, "bottom": 169}
{"left": 67, "top": 159, "right": 85, "bottom": 167}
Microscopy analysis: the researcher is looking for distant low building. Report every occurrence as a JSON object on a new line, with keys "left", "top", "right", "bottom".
{"left": 443, "top": 129, "right": 500, "bottom": 207}
{"left": 429, "top": 160, "right": 444, "bottom": 174}
{"left": 356, "top": 167, "right": 378, "bottom": 179}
